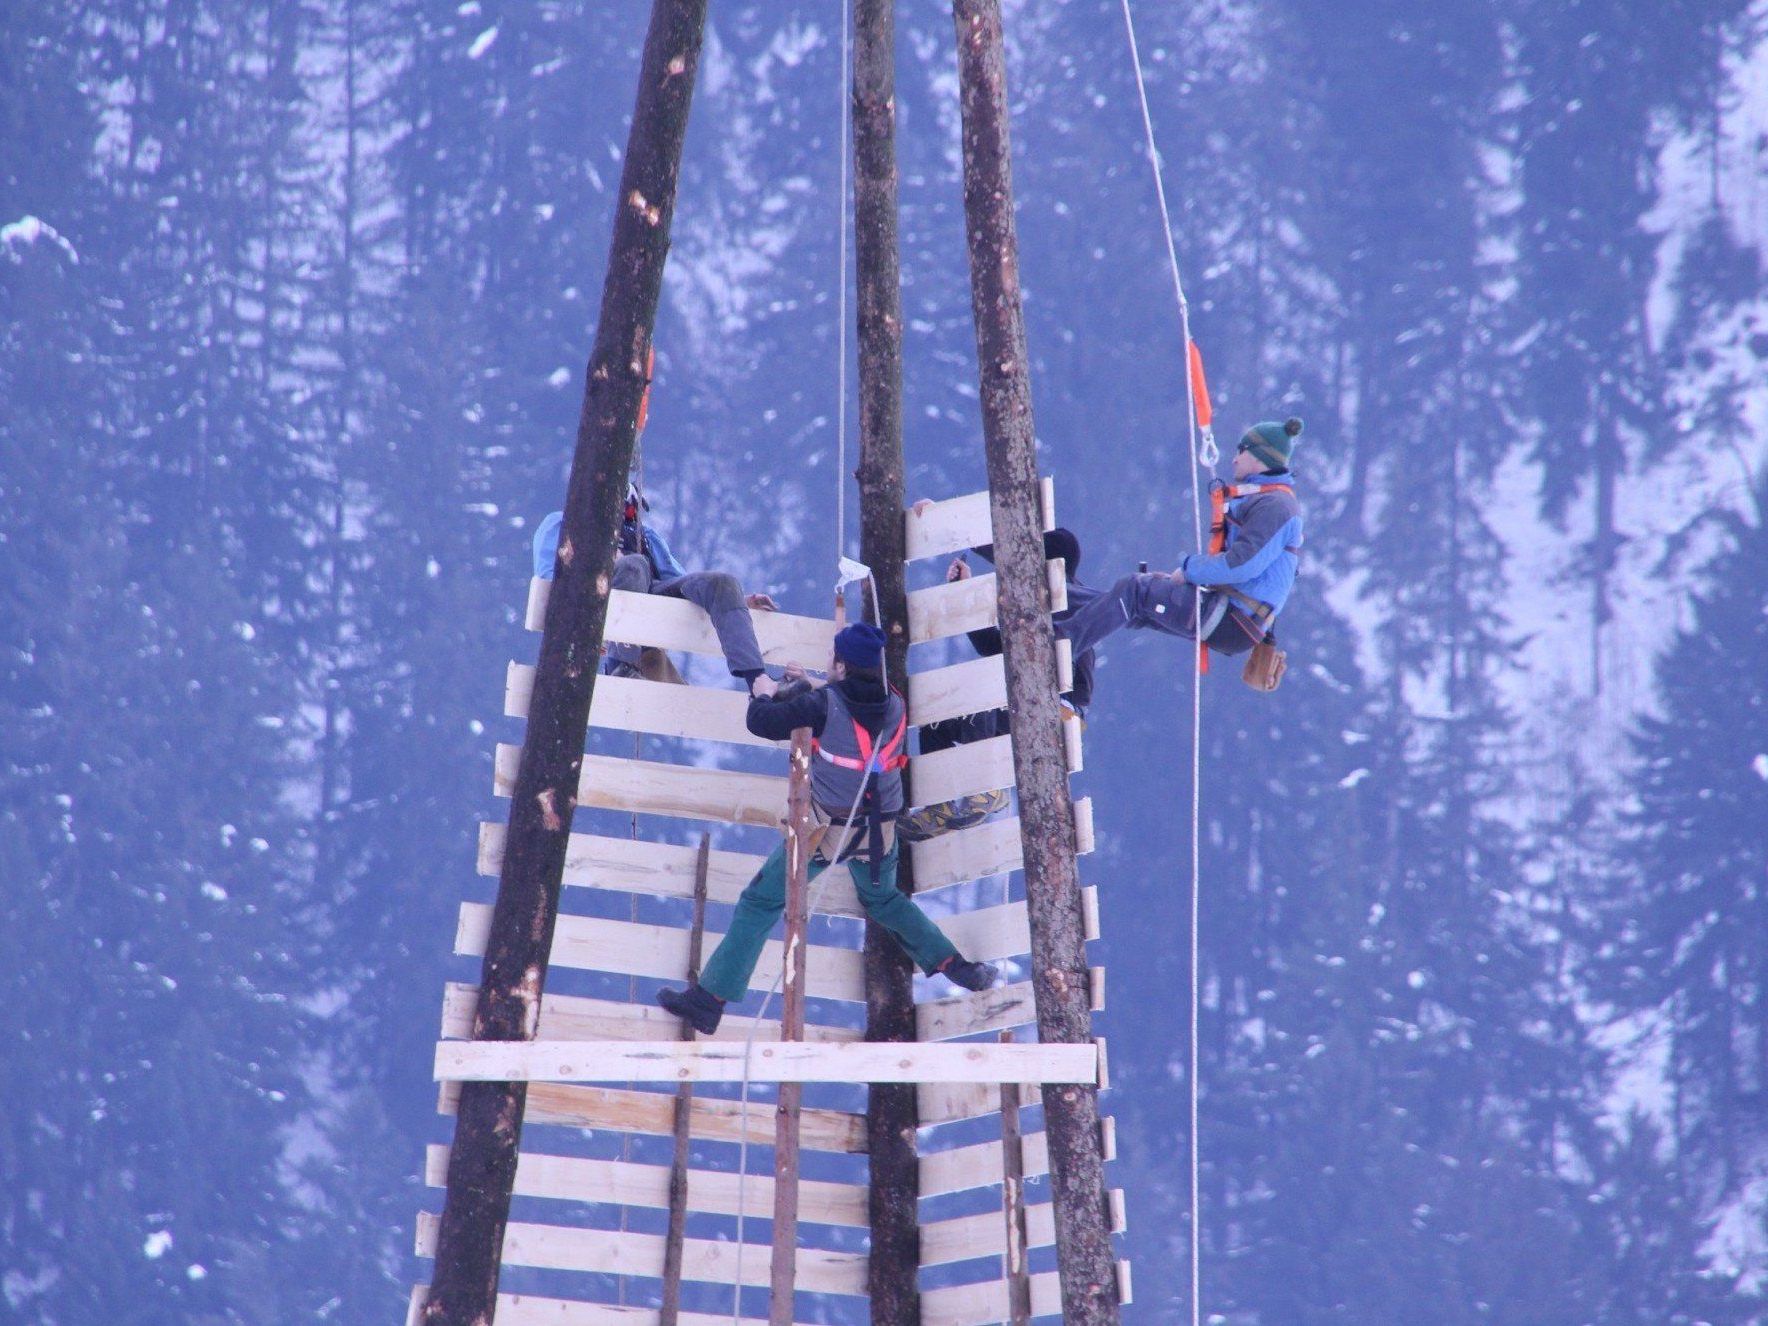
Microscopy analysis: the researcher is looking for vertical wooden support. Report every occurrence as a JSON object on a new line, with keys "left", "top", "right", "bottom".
{"left": 1000, "top": 1032, "right": 1034, "bottom": 1326}
{"left": 769, "top": 732, "right": 814, "bottom": 1324}
{"left": 949, "top": 2, "right": 1121, "bottom": 1322}
{"left": 659, "top": 834, "right": 712, "bottom": 1326}
{"left": 419, "top": 4, "right": 709, "bottom": 1323}
{"left": 852, "top": 0, "right": 921, "bottom": 1319}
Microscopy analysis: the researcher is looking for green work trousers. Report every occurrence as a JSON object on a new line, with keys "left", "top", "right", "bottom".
{"left": 697, "top": 839, "right": 959, "bottom": 1005}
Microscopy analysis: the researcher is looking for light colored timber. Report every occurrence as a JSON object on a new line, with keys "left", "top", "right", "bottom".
{"left": 919, "top": 1079, "right": 1038, "bottom": 1127}
{"left": 413, "top": 1212, "right": 866, "bottom": 1297}
{"left": 436, "top": 1080, "right": 868, "bottom": 1154}
{"left": 439, "top": 983, "right": 859, "bottom": 1046}
{"left": 936, "top": 887, "right": 1099, "bottom": 963}
{"left": 904, "top": 479, "right": 1054, "bottom": 563}
{"left": 907, "top": 798, "right": 1095, "bottom": 893}
{"left": 920, "top": 1116, "right": 1117, "bottom": 1198}
{"left": 907, "top": 642, "right": 1072, "bottom": 729}
{"left": 919, "top": 1270, "right": 1063, "bottom": 1326}
{"left": 905, "top": 562, "right": 1066, "bottom": 644}
{"left": 456, "top": 904, "right": 867, "bottom": 1003}
{"left": 916, "top": 981, "right": 1038, "bottom": 1042}
{"left": 476, "top": 825, "right": 866, "bottom": 919}
{"left": 422, "top": 1145, "right": 868, "bottom": 1228}
{"left": 919, "top": 1188, "right": 1127, "bottom": 1268}
{"left": 909, "top": 728, "right": 1079, "bottom": 808}
{"left": 525, "top": 582, "right": 835, "bottom": 665}
{"left": 433, "top": 1039, "right": 1099, "bottom": 1085}
{"left": 506, "top": 666, "right": 779, "bottom": 748}
{"left": 494, "top": 745, "right": 786, "bottom": 829}
{"left": 407, "top": 1287, "right": 816, "bottom": 1326}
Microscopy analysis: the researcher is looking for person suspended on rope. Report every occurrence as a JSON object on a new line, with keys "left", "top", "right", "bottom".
{"left": 657, "top": 622, "right": 999, "bottom": 1035}
{"left": 1055, "top": 417, "right": 1305, "bottom": 664}
{"left": 898, "top": 526, "right": 1097, "bottom": 842}
{"left": 532, "top": 482, "right": 782, "bottom": 698}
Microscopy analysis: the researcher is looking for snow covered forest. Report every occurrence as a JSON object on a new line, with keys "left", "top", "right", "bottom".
{"left": 5, "top": 0, "right": 1768, "bottom": 1321}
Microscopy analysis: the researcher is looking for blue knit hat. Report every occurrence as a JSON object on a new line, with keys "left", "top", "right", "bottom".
{"left": 1239, "top": 417, "right": 1303, "bottom": 472}
{"left": 834, "top": 622, "right": 887, "bottom": 669}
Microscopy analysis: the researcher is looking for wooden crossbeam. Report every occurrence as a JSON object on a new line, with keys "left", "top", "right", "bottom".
{"left": 455, "top": 904, "right": 867, "bottom": 1003}
{"left": 413, "top": 1212, "right": 867, "bottom": 1297}
{"left": 439, "top": 983, "right": 860, "bottom": 1046}
{"left": 920, "top": 1116, "right": 1117, "bottom": 1198}
{"left": 939, "top": 887, "right": 1100, "bottom": 962}
{"left": 907, "top": 642, "right": 1071, "bottom": 729}
{"left": 437, "top": 1081, "right": 868, "bottom": 1154}
{"left": 909, "top": 725, "right": 1080, "bottom": 807}
{"left": 919, "top": 1079, "right": 1038, "bottom": 1128}
{"left": 434, "top": 1040, "right": 1099, "bottom": 1085}
{"left": 919, "top": 1261, "right": 1134, "bottom": 1325}
{"left": 905, "top": 562, "right": 1066, "bottom": 644}
{"left": 908, "top": 797, "right": 1095, "bottom": 892}
{"left": 422, "top": 1145, "right": 869, "bottom": 1228}
{"left": 918, "top": 1187, "right": 1127, "bottom": 1268}
{"left": 476, "top": 825, "right": 867, "bottom": 919}
{"left": 904, "top": 479, "right": 1054, "bottom": 563}
{"left": 407, "top": 1286, "right": 816, "bottom": 1326}
{"left": 526, "top": 582, "right": 834, "bottom": 663}
{"left": 494, "top": 745, "right": 786, "bottom": 829}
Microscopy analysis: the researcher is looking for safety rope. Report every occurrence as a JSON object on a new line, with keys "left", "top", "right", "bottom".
{"left": 1118, "top": 5, "right": 1211, "bottom": 1325}
{"left": 730, "top": 7, "right": 855, "bottom": 1315}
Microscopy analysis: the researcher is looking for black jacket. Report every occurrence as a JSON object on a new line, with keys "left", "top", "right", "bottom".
{"left": 745, "top": 673, "right": 896, "bottom": 743}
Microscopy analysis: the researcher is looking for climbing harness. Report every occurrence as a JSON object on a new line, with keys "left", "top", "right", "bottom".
{"left": 1118, "top": 2, "right": 1209, "bottom": 1322}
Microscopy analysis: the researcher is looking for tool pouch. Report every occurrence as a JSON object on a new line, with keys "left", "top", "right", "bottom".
{"left": 1242, "top": 639, "right": 1287, "bottom": 693}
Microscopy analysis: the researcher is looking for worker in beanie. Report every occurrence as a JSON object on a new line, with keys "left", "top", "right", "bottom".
{"left": 1056, "top": 417, "right": 1305, "bottom": 664}
{"left": 659, "top": 622, "right": 998, "bottom": 1035}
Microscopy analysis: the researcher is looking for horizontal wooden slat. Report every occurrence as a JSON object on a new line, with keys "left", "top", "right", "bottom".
{"left": 424, "top": 1145, "right": 868, "bottom": 1228}
{"left": 440, "top": 983, "right": 860, "bottom": 1046}
{"left": 438, "top": 1080, "right": 868, "bottom": 1154}
{"left": 435, "top": 1040, "right": 1099, "bottom": 1085}
{"left": 507, "top": 666, "right": 779, "bottom": 747}
{"left": 414, "top": 1212, "right": 866, "bottom": 1296}
{"left": 477, "top": 825, "right": 867, "bottom": 918}
{"left": 909, "top": 726, "right": 1079, "bottom": 808}
{"left": 526, "top": 583, "right": 835, "bottom": 666}
{"left": 919, "top": 1188, "right": 1125, "bottom": 1268}
{"left": 919, "top": 1079, "right": 1039, "bottom": 1127}
{"left": 920, "top": 1116, "right": 1116, "bottom": 1198}
{"left": 907, "top": 642, "right": 1072, "bottom": 729}
{"left": 415, "top": 1289, "right": 809, "bottom": 1326}
{"left": 916, "top": 981, "right": 1037, "bottom": 1042}
{"left": 937, "top": 887, "right": 1098, "bottom": 963}
{"left": 905, "top": 562, "right": 1066, "bottom": 644}
{"left": 456, "top": 904, "right": 867, "bottom": 1003}
{"left": 908, "top": 797, "right": 1095, "bottom": 891}
{"left": 494, "top": 745, "right": 786, "bottom": 829}
{"left": 904, "top": 479, "right": 1054, "bottom": 563}
{"left": 920, "top": 1269, "right": 1064, "bottom": 1325}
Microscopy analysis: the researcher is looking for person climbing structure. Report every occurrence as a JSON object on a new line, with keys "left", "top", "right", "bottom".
{"left": 657, "top": 622, "right": 999, "bottom": 1035}
{"left": 533, "top": 482, "right": 782, "bottom": 697}
{"left": 1056, "top": 417, "right": 1305, "bottom": 665}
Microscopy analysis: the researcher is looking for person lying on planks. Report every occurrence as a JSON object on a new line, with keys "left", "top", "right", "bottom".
{"left": 1054, "top": 418, "right": 1305, "bottom": 666}
{"left": 899, "top": 525, "right": 1096, "bottom": 842}
{"left": 657, "top": 622, "right": 999, "bottom": 1035}
{"left": 533, "top": 482, "right": 783, "bottom": 698}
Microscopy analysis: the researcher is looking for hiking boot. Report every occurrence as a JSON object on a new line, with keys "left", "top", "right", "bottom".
{"left": 898, "top": 789, "right": 1010, "bottom": 843}
{"left": 603, "top": 658, "right": 643, "bottom": 680}
{"left": 657, "top": 983, "right": 725, "bottom": 1034}
{"left": 938, "top": 955, "right": 999, "bottom": 993}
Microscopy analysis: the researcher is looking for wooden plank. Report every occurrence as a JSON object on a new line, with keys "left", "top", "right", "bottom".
{"left": 917, "top": 981, "right": 1037, "bottom": 1042}
{"left": 525, "top": 582, "right": 836, "bottom": 666}
{"left": 477, "top": 825, "right": 866, "bottom": 919}
{"left": 434, "top": 1039, "right": 1099, "bottom": 1085}
{"left": 919, "top": 1269, "right": 1064, "bottom": 1326}
{"left": 494, "top": 745, "right": 786, "bottom": 829}
{"left": 437, "top": 1080, "right": 868, "bottom": 1154}
{"left": 921, "top": 1115, "right": 1117, "bottom": 1197}
{"left": 455, "top": 904, "right": 867, "bottom": 1004}
{"left": 903, "top": 478, "right": 1053, "bottom": 563}
{"left": 919, "top": 1080, "right": 1038, "bottom": 1128}
{"left": 909, "top": 729, "right": 1077, "bottom": 808}
{"left": 441, "top": 983, "right": 859, "bottom": 1046}
{"left": 507, "top": 666, "right": 780, "bottom": 748}
{"left": 422, "top": 1146, "right": 868, "bottom": 1229}
{"left": 905, "top": 562, "right": 1066, "bottom": 645}
{"left": 938, "top": 888, "right": 1098, "bottom": 962}
{"left": 908, "top": 798, "right": 1095, "bottom": 893}
{"left": 414, "top": 1212, "right": 866, "bottom": 1297}
{"left": 433, "top": 1289, "right": 813, "bottom": 1326}
{"left": 918, "top": 1188, "right": 1127, "bottom": 1268}
{"left": 906, "top": 641, "right": 1071, "bottom": 729}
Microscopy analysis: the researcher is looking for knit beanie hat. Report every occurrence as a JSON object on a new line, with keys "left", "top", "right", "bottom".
{"left": 1240, "top": 417, "right": 1303, "bottom": 472}
{"left": 834, "top": 621, "right": 888, "bottom": 670}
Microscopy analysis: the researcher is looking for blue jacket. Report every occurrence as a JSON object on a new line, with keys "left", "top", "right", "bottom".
{"left": 1180, "top": 473, "right": 1304, "bottom": 617}
{"left": 531, "top": 510, "right": 688, "bottom": 582}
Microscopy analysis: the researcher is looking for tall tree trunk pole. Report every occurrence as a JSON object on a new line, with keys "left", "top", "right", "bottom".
{"left": 851, "top": 0, "right": 922, "bottom": 1319}
{"left": 948, "top": 3, "right": 1121, "bottom": 1322}
{"left": 769, "top": 731, "right": 815, "bottom": 1324}
{"left": 420, "top": 4, "right": 708, "bottom": 1322}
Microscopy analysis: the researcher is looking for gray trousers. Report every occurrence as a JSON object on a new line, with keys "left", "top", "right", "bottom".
{"left": 1056, "top": 572, "right": 1253, "bottom": 660}
{"left": 610, "top": 554, "right": 766, "bottom": 677}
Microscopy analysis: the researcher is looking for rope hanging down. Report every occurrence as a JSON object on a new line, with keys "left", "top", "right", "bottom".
{"left": 1117, "top": 5, "right": 1213, "bottom": 1326}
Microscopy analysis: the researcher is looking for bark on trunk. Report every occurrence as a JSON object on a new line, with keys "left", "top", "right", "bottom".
{"left": 769, "top": 732, "right": 814, "bottom": 1324}
{"left": 660, "top": 835, "right": 712, "bottom": 1326}
{"left": 949, "top": 3, "right": 1121, "bottom": 1321}
{"left": 852, "top": 0, "right": 921, "bottom": 1319}
{"left": 420, "top": 4, "right": 708, "bottom": 1322}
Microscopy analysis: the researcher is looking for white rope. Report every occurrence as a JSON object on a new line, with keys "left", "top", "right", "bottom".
{"left": 1118, "top": 5, "right": 1210, "bottom": 1325}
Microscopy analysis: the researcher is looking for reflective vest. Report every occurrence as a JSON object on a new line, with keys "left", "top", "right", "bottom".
{"left": 810, "top": 685, "right": 908, "bottom": 819}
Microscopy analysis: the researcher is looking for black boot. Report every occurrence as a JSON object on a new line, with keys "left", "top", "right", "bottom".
{"left": 657, "top": 982, "right": 725, "bottom": 1034}
{"left": 938, "top": 955, "right": 999, "bottom": 993}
